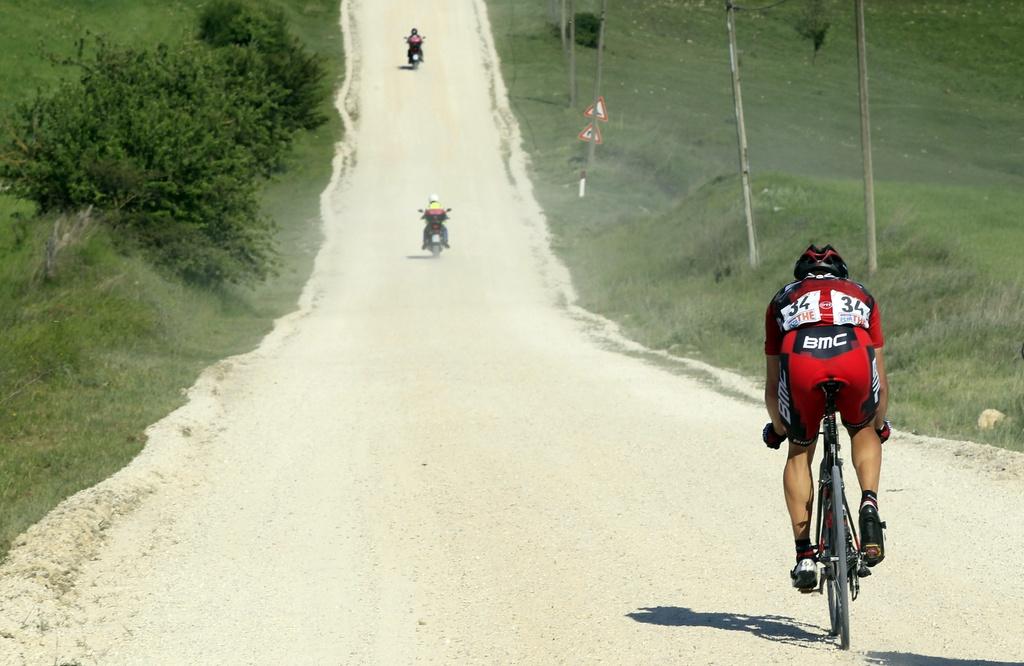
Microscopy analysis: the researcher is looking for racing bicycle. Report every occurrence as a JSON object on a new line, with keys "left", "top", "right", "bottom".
{"left": 813, "top": 380, "right": 872, "bottom": 650}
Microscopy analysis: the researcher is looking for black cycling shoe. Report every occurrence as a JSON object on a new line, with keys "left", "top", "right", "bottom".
{"left": 859, "top": 505, "right": 886, "bottom": 567}
{"left": 790, "top": 558, "right": 817, "bottom": 591}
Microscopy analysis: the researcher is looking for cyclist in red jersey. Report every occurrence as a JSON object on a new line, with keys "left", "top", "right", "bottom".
{"left": 762, "top": 245, "right": 891, "bottom": 590}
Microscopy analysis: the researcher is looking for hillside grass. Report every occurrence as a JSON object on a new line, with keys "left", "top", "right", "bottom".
{"left": 0, "top": 0, "right": 343, "bottom": 555}
{"left": 486, "top": 0, "right": 1024, "bottom": 449}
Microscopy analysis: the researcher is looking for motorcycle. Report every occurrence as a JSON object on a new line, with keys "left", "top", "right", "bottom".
{"left": 406, "top": 38, "right": 424, "bottom": 69}
{"left": 419, "top": 207, "right": 451, "bottom": 257}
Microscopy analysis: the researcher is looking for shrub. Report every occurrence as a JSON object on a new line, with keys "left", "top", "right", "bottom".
{"left": 574, "top": 12, "right": 601, "bottom": 49}
{"left": 199, "top": 0, "right": 282, "bottom": 48}
{"left": 199, "top": 0, "right": 328, "bottom": 133}
{"left": 0, "top": 3, "right": 329, "bottom": 287}
{"left": 0, "top": 39, "right": 280, "bottom": 285}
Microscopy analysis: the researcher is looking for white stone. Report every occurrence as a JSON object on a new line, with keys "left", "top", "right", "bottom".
{"left": 977, "top": 409, "right": 1007, "bottom": 430}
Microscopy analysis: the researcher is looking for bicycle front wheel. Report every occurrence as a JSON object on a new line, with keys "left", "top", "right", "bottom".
{"left": 831, "top": 464, "right": 851, "bottom": 649}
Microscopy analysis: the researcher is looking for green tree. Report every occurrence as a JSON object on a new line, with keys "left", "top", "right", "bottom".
{"left": 795, "top": 0, "right": 831, "bottom": 62}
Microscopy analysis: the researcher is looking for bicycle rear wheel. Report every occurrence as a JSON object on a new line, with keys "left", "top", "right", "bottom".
{"left": 830, "top": 464, "right": 851, "bottom": 649}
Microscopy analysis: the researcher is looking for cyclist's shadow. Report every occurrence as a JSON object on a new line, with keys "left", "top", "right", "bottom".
{"left": 626, "top": 606, "right": 830, "bottom": 647}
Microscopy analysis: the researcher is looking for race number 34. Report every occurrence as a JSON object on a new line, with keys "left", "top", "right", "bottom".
{"left": 832, "top": 290, "right": 871, "bottom": 328}
{"left": 782, "top": 291, "right": 823, "bottom": 331}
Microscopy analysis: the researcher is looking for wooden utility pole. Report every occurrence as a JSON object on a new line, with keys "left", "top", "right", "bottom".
{"left": 725, "top": 1, "right": 759, "bottom": 268}
{"left": 855, "top": 0, "right": 878, "bottom": 275}
{"left": 559, "top": 0, "right": 567, "bottom": 53}
{"left": 585, "top": 0, "right": 608, "bottom": 171}
{"left": 567, "top": 0, "right": 577, "bottom": 107}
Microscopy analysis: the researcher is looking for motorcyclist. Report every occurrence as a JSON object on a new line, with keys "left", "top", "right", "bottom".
{"left": 405, "top": 28, "right": 425, "bottom": 64}
{"left": 421, "top": 193, "right": 449, "bottom": 250}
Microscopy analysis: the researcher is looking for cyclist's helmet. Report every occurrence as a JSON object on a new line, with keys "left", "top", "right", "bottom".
{"left": 411, "top": 28, "right": 419, "bottom": 36}
{"left": 793, "top": 244, "right": 848, "bottom": 280}
{"left": 429, "top": 192, "right": 439, "bottom": 202}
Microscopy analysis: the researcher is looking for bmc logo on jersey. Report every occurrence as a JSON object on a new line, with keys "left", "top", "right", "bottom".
{"left": 795, "top": 327, "right": 858, "bottom": 359}
{"left": 802, "top": 332, "right": 847, "bottom": 350}
{"left": 778, "top": 366, "right": 792, "bottom": 422}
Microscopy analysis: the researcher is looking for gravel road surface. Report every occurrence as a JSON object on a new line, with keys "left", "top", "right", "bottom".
{"left": 2, "top": 0, "right": 1023, "bottom": 663}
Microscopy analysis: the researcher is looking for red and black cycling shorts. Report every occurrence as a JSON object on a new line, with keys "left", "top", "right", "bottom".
{"left": 777, "top": 325, "right": 880, "bottom": 446}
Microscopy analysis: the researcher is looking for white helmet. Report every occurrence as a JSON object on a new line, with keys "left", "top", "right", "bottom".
{"left": 429, "top": 193, "right": 440, "bottom": 201}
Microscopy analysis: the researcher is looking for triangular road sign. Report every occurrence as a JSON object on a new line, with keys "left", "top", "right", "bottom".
{"left": 577, "top": 123, "right": 603, "bottom": 144}
{"left": 584, "top": 96, "right": 609, "bottom": 122}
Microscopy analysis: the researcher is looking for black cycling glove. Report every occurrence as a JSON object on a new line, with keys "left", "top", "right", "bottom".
{"left": 876, "top": 419, "right": 892, "bottom": 444}
{"left": 762, "top": 422, "right": 787, "bottom": 449}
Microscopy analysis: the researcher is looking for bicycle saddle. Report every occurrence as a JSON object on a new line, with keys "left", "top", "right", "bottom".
{"left": 819, "top": 380, "right": 844, "bottom": 398}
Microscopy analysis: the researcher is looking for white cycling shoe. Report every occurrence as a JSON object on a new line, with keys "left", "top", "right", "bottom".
{"left": 790, "top": 558, "right": 818, "bottom": 591}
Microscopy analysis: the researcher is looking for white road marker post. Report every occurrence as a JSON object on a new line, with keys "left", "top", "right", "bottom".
{"left": 579, "top": 170, "right": 587, "bottom": 198}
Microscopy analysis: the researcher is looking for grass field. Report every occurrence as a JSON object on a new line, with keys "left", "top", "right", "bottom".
{"left": 0, "top": 0, "right": 343, "bottom": 555}
{"left": 485, "top": 0, "right": 1024, "bottom": 449}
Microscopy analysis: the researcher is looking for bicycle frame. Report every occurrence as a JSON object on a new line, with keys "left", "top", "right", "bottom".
{"left": 811, "top": 380, "right": 865, "bottom": 649}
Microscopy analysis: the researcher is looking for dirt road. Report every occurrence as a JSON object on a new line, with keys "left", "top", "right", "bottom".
{"left": 2, "top": 0, "right": 1023, "bottom": 663}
